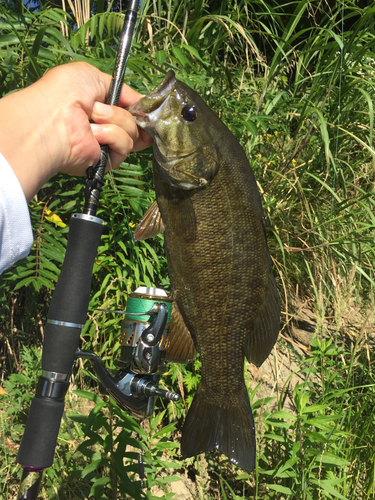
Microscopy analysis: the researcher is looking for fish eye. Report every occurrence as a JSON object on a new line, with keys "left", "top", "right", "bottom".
{"left": 181, "top": 105, "right": 197, "bottom": 122}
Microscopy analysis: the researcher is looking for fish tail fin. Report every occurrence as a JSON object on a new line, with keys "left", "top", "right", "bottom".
{"left": 180, "top": 386, "right": 256, "bottom": 471}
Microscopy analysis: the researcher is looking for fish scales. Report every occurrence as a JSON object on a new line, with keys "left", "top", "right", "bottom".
{"left": 129, "top": 71, "right": 280, "bottom": 471}
{"left": 156, "top": 158, "right": 267, "bottom": 399}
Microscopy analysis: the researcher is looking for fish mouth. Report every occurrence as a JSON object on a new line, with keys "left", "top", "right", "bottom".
{"left": 127, "top": 101, "right": 148, "bottom": 122}
{"left": 152, "top": 70, "right": 177, "bottom": 98}
{"left": 127, "top": 70, "right": 177, "bottom": 119}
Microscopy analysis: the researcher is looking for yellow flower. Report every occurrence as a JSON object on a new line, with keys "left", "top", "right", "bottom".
{"left": 292, "top": 158, "right": 296, "bottom": 166}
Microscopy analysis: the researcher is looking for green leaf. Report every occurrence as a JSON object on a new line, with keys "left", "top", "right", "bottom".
{"left": 89, "top": 475, "right": 111, "bottom": 496}
{"left": 171, "top": 47, "right": 189, "bottom": 67}
{"left": 264, "top": 433, "right": 285, "bottom": 442}
{"left": 73, "top": 390, "right": 104, "bottom": 403}
{"left": 269, "top": 410, "right": 297, "bottom": 420}
{"left": 311, "top": 479, "right": 348, "bottom": 499}
{"left": 155, "top": 50, "right": 167, "bottom": 66}
{"left": 181, "top": 44, "right": 207, "bottom": 65}
{"left": 156, "top": 476, "right": 182, "bottom": 484}
{"left": 81, "top": 458, "right": 104, "bottom": 478}
{"left": 266, "top": 484, "right": 294, "bottom": 494}
{"left": 319, "top": 453, "right": 350, "bottom": 466}
{"left": 302, "top": 403, "right": 332, "bottom": 413}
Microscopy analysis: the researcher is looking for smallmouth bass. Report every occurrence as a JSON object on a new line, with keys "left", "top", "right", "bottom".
{"left": 128, "top": 71, "right": 280, "bottom": 471}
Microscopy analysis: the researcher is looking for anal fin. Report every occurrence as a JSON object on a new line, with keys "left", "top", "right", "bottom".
{"left": 165, "top": 301, "right": 196, "bottom": 364}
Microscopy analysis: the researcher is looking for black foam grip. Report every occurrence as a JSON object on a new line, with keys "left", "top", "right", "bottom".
{"left": 48, "top": 216, "right": 104, "bottom": 324}
{"left": 41, "top": 216, "right": 103, "bottom": 372}
{"left": 42, "top": 323, "right": 81, "bottom": 374}
{"left": 17, "top": 397, "right": 65, "bottom": 468}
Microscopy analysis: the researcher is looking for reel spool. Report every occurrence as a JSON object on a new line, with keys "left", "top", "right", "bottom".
{"left": 118, "top": 287, "right": 172, "bottom": 374}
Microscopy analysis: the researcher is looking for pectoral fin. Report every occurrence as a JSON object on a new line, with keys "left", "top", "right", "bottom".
{"left": 166, "top": 301, "right": 196, "bottom": 364}
{"left": 134, "top": 200, "right": 165, "bottom": 241}
{"left": 244, "top": 265, "right": 281, "bottom": 367}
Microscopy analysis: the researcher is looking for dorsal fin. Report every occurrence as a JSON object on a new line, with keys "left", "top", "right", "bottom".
{"left": 134, "top": 200, "right": 165, "bottom": 241}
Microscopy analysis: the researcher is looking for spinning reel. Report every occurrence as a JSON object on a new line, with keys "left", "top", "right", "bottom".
{"left": 75, "top": 287, "right": 180, "bottom": 417}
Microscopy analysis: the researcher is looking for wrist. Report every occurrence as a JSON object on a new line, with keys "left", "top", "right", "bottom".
{"left": 0, "top": 83, "right": 63, "bottom": 201}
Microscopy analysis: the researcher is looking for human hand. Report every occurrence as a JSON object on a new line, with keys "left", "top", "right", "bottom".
{"left": 0, "top": 62, "right": 152, "bottom": 201}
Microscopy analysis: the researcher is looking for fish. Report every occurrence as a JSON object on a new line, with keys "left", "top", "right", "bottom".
{"left": 128, "top": 71, "right": 280, "bottom": 471}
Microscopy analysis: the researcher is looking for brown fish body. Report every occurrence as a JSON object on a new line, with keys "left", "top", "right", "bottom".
{"left": 129, "top": 72, "right": 280, "bottom": 471}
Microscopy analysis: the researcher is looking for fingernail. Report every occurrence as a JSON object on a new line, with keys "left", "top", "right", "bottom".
{"left": 93, "top": 101, "right": 112, "bottom": 116}
{"left": 91, "top": 123, "right": 103, "bottom": 133}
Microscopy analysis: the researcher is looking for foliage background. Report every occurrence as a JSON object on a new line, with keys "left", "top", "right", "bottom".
{"left": 1, "top": 0, "right": 375, "bottom": 499}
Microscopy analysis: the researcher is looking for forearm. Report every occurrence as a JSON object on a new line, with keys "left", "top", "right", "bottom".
{"left": 0, "top": 85, "right": 60, "bottom": 202}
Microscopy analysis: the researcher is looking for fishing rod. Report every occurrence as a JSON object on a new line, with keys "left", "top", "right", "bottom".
{"left": 16, "top": 2, "right": 179, "bottom": 498}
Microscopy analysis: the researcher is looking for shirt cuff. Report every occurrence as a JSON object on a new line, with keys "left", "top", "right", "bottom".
{"left": 0, "top": 152, "right": 33, "bottom": 274}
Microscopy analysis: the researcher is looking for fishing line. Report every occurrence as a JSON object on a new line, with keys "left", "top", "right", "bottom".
{"left": 108, "top": 156, "right": 146, "bottom": 284}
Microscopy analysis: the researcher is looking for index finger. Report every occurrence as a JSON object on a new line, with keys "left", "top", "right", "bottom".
{"left": 118, "top": 82, "right": 144, "bottom": 107}
{"left": 99, "top": 71, "right": 144, "bottom": 107}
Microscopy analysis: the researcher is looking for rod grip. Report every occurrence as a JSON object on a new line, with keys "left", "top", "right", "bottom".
{"left": 17, "top": 397, "right": 65, "bottom": 468}
{"left": 17, "top": 214, "right": 104, "bottom": 468}
{"left": 42, "top": 215, "right": 104, "bottom": 372}
{"left": 47, "top": 214, "right": 104, "bottom": 324}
